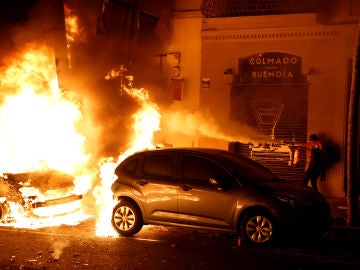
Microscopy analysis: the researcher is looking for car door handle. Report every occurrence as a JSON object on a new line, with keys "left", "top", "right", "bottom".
{"left": 137, "top": 180, "right": 148, "bottom": 186}
{"left": 180, "top": 184, "right": 192, "bottom": 191}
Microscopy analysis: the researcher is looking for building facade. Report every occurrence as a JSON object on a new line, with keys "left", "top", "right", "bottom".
{"left": 168, "top": 0, "right": 359, "bottom": 198}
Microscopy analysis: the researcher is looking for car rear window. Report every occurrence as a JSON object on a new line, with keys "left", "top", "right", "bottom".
{"left": 115, "top": 158, "right": 139, "bottom": 177}
{"left": 122, "top": 158, "right": 138, "bottom": 175}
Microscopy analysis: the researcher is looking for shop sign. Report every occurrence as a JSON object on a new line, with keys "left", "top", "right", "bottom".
{"left": 240, "top": 52, "right": 305, "bottom": 83}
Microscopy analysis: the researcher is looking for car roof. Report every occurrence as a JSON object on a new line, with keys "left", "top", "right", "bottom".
{"left": 120, "top": 147, "right": 278, "bottom": 182}
{"left": 126, "top": 147, "right": 251, "bottom": 164}
{"left": 131, "top": 147, "right": 232, "bottom": 157}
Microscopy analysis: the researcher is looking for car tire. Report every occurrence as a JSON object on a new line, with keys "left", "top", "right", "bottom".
{"left": 240, "top": 210, "right": 277, "bottom": 246}
{"left": 111, "top": 200, "right": 143, "bottom": 236}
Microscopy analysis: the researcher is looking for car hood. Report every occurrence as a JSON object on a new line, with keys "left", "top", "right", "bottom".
{"left": 258, "top": 180, "right": 327, "bottom": 201}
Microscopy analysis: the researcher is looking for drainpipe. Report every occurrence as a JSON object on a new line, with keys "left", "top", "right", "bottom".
{"left": 346, "top": 21, "right": 360, "bottom": 226}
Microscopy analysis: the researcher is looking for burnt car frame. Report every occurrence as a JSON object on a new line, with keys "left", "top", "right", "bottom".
{"left": 0, "top": 170, "right": 82, "bottom": 222}
{"left": 111, "top": 148, "right": 330, "bottom": 246}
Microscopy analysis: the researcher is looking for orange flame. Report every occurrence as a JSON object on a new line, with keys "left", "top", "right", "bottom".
{"left": 64, "top": 4, "right": 86, "bottom": 69}
{"left": 0, "top": 45, "right": 88, "bottom": 174}
{"left": 95, "top": 84, "right": 160, "bottom": 236}
{"left": 0, "top": 44, "right": 93, "bottom": 227}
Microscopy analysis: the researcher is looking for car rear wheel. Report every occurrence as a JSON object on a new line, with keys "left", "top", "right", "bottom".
{"left": 111, "top": 200, "right": 143, "bottom": 236}
{"left": 241, "top": 210, "right": 276, "bottom": 246}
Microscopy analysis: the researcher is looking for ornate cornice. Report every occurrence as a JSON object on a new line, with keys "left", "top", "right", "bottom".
{"left": 201, "top": 14, "right": 357, "bottom": 41}
{"left": 202, "top": 29, "right": 340, "bottom": 41}
{"left": 202, "top": 13, "right": 319, "bottom": 29}
{"left": 200, "top": 0, "right": 328, "bottom": 18}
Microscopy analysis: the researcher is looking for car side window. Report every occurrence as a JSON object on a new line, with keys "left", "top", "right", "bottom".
{"left": 142, "top": 154, "right": 173, "bottom": 177}
{"left": 182, "top": 155, "right": 219, "bottom": 183}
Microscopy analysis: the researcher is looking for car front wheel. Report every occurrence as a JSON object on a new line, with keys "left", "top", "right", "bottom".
{"left": 241, "top": 210, "right": 276, "bottom": 246}
{"left": 111, "top": 200, "right": 143, "bottom": 236}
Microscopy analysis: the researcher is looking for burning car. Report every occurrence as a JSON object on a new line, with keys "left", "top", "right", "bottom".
{"left": 0, "top": 170, "right": 83, "bottom": 223}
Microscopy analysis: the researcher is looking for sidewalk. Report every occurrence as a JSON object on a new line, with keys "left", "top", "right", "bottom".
{"left": 326, "top": 196, "right": 360, "bottom": 225}
{"left": 326, "top": 196, "right": 360, "bottom": 239}
{"left": 326, "top": 196, "right": 348, "bottom": 226}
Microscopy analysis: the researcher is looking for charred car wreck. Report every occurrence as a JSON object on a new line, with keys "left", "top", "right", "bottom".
{"left": 0, "top": 170, "right": 82, "bottom": 223}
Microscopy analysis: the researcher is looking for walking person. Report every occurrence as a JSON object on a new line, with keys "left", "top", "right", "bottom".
{"left": 302, "top": 134, "right": 324, "bottom": 191}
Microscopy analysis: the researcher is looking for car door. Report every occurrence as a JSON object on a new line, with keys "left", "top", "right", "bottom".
{"left": 177, "top": 154, "right": 238, "bottom": 229}
{"left": 135, "top": 153, "right": 178, "bottom": 223}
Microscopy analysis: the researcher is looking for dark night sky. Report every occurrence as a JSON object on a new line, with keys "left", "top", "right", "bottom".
{"left": 0, "top": 0, "right": 37, "bottom": 21}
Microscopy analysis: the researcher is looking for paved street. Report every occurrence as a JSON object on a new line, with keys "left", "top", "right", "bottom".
{"left": 0, "top": 217, "right": 359, "bottom": 270}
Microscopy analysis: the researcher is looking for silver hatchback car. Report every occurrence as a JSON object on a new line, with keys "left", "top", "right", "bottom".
{"left": 111, "top": 148, "right": 330, "bottom": 246}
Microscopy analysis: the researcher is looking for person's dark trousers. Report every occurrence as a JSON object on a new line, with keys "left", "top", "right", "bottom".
{"left": 302, "top": 162, "right": 322, "bottom": 191}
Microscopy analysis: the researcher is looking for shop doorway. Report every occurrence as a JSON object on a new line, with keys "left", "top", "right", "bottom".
{"left": 229, "top": 52, "right": 309, "bottom": 182}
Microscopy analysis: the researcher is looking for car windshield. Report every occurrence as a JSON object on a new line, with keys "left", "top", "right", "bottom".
{"left": 215, "top": 151, "right": 281, "bottom": 184}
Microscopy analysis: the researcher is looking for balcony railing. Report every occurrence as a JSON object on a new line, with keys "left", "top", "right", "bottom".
{"left": 200, "top": 0, "right": 331, "bottom": 18}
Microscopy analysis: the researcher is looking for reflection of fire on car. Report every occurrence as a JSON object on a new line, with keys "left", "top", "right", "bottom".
{"left": 0, "top": 170, "right": 82, "bottom": 223}
{"left": 111, "top": 148, "right": 331, "bottom": 247}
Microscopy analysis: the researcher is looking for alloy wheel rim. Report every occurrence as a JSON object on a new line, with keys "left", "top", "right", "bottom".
{"left": 246, "top": 215, "right": 273, "bottom": 243}
{"left": 114, "top": 206, "right": 136, "bottom": 231}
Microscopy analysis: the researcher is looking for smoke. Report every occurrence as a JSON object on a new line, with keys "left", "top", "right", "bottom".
{"left": 0, "top": 0, "right": 261, "bottom": 160}
{"left": 50, "top": 237, "right": 70, "bottom": 260}
{"left": 159, "top": 107, "right": 258, "bottom": 147}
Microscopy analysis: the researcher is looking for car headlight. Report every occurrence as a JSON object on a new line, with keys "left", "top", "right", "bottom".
{"left": 273, "top": 192, "right": 297, "bottom": 207}
{"left": 273, "top": 192, "right": 315, "bottom": 208}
